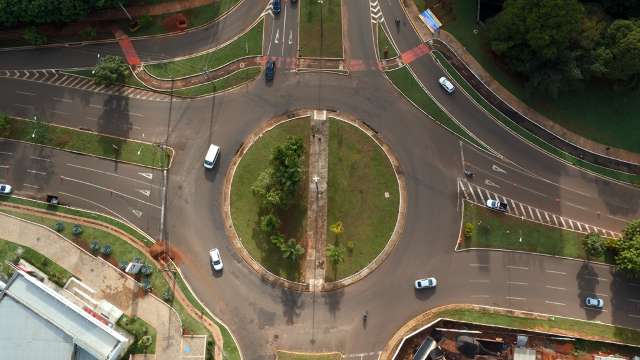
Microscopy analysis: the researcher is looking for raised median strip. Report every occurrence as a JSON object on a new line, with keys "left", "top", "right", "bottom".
{"left": 299, "top": 0, "right": 344, "bottom": 59}
{"left": 0, "top": 114, "right": 173, "bottom": 169}
{"left": 384, "top": 65, "right": 491, "bottom": 153}
{"left": 430, "top": 45, "right": 640, "bottom": 186}
{"left": 171, "top": 66, "right": 261, "bottom": 97}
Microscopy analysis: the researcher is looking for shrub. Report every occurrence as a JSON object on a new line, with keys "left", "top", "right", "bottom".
{"left": 463, "top": 223, "right": 474, "bottom": 239}
{"left": 583, "top": 233, "right": 605, "bottom": 258}
{"left": 138, "top": 14, "right": 153, "bottom": 29}
{"left": 101, "top": 244, "right": 113, "bottom": 257}
{"left": 259, "top": 213, "right": 280, "bottom": 235}
{"left": 53, "top": 222, "right": 65, "bottom": 232}
{"left": 161, "top": 288, "right": 173, "bottom": 302}
{"left": 90, "top": 240, "right": 101, "bottom": 254}
{"left": 72, "top": 224, "right": 83, "bottom": 236}
{"left": 140, "top": 264, "right": 153, "bottom": 276}
{"left": 79, "top": 26, "right": 97, "bottom": 40}
{"left": 23, "top": 26, "right": 47, "bottom": 45}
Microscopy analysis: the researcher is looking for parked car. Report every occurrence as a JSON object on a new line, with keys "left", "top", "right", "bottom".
{"left": 486, "top": 199, "right": 508, "bottom": 212}
{"left": 585, "top": 296, "right": 604, "bottom": 309}
{"left": 0, "top": 184, "right": 12, "bottom": 194}
{"left": 209, "top": 248, "right": 223, "bottom": 271}
{"left": 415, "top": 277, "right": 437, "bottom": 289}
{"left": 273, "top": 0, "right": 281, "bottom": 14}
{"left": 265, "top": 59, "right": 276, "bottom": 81}
{"left": 438, "top": 76, "right": 455, "bottom": 93}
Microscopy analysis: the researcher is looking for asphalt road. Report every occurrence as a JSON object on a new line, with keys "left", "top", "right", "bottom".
{"left": 0, "top": 0, "right": 639, "bottom": 359}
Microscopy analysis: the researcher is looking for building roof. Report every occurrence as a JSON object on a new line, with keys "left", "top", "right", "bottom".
{"left": 0, "top": 270, "right": 129, "bottom": 360}
{"left": 514, "top": 347, "right": 537, "bottom": 360}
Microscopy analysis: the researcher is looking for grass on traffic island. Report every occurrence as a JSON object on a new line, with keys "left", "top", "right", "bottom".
{"left": 384, "top": 66, "right": 488, "bottom": 151}
{"left": 0, "top": 115, "right": 171, "bottom": 169}
{"left": 325, "top": 119, "right": 399, "bottom": 281}
{"left": 299, "top": 0, "right": 343, "bottom": 58}
{"left": 377, "top": 23, "right": 398, "bottom": 60}
{"left": 0, "top": 201, "right": 222, "bottom": 359}
{"left": 145, "top": 19, "right": 264, "bottom": 80}
{"left": 276, "top": 350, "right": 342, "bottom": 360}
{"left": 431, "top": 51, "right": 640, "bottom": 186}
{"left": 461, "top": 201, "right": 615, "bottom": 264}
{"left": 116, "top": 314, "right": 158, "bottom": 355}
{"left": 230, "top": 118, "right": 310, "bottom": 282}
{"left": 172, "top": 67, "right": 261, "bottom": 97}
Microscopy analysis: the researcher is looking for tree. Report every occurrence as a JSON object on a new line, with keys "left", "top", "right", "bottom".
{"left": 326, "top": 244, "right": 345, "bottom": 266}
{"left": 101, "top": 244, "right": 113, "bottom": 257}
{"left": 281, "top": 239, "right": 304, "bottom": 262}
{"left": 600, "top": 19, "right": 640, "bottom": 81}
{"left": 329, "top": 221, "right": 344, "bottom": 238}
{"left": 583, "top": 232, "right": 605, "bottom": 258}
{"left": 90, "top": 240, "right": 101, "bottom": 254}
{"left": 0, "top": 0, "right": 127, "bottom": 28}
{"left": 615, "top": 220, "right": 640, "bottom": 277}
{"left": 259, "top": 213, "right": 280, "bottom": 235}
{"left": 487, "top": 0, "right": 587, "bottom": 96}
{"left": 270, "top": 233, "right": 285, "bottom": 250}
{"left": 23, "top": 26, "right": 47, "bottom": 45}
{"left": 92, "top": 55, "right": 129, "bottom": 86}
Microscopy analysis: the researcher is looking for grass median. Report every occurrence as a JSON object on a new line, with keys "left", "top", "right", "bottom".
{"left": 385, "top": 66, "right": 487, "bottom": 150}
{"left": 0, "top": 115, "right": 171, "bottom": 169}
{"left": 432, "top": 51, "right": 640, "bottom": 186}
{"left": 299, "top": 0, "right": 343, "bottom": 58}
{"left": 145, "top": 19, "right": 263, "bottom": 79}
{"left": 230, "top": 118, "right": 310, "bottom": 282}
{"left": 173, "top": 67, "right": 261, "bottom": 97}
{"left": 377, "top": 23, "right": 398, "bottom": 60}
{"left": 325, "top": 118, "right": 399, "bottom": 281}
{"left": 117, "top": 315, "right": 157, "bottom": 355}
{"left": 461, "top": 201, "right": 614, "bottom": 263}
{"left": 277, "top": 351, "right": 342, "bottom": 360}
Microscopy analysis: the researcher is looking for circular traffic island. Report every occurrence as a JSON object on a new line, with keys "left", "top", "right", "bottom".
{"left": 227, "top": 112, "right": 403, "bottom": 288}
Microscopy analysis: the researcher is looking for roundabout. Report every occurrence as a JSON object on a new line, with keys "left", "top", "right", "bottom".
{"left": 225, "top": 110, "right": 405, "bottom": 289}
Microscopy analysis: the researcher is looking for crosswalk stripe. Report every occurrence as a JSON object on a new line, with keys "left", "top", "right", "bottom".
{"left": 510, "top": 199, "right": 519, "bottom": 216}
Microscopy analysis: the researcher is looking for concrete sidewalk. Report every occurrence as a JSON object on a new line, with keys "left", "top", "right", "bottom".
{"left": 0, "top": 212, "right": 183, "bottom": 359}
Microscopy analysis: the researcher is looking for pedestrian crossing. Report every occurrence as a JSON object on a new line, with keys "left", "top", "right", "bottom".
{"left": 0, "top": 69, "right": 170, "bottom": 101}
{"left": 458, "top": 179, "right": 622, "bottom": 239}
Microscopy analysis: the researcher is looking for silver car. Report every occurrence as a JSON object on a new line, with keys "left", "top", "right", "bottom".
{"left": 415, "top": 277, "right": 437, "bottom": 289}
{"left": 209, "top": 248, "right": 223, "bottom": 271}
{"left": 438, "top": 77, "right": 455, "bottom": 93}
{"left": 0, "top": 184, "right": 12, "bottom": 194}
{"left": 585, "top": 296, "right": 604, "bottom": 309}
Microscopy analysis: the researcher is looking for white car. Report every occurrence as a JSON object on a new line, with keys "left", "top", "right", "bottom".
{"left": 209, "top": 248, "right": 223, "bottom": 271}
{"left": 415, "top": 277, "right": 437, "bottom": 289}
{"left": 438, "top": 76, "right": 455, "bottom": 93}
{"left": 585, "top": 296, "right": 604, "bottom": 309}
{"left": 0, "top": 184, "right": 12, "bottom": 194}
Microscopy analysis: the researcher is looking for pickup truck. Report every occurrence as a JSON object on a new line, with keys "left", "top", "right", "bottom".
{"left": 486, "top": 199, "right": 508, "bottom": 212}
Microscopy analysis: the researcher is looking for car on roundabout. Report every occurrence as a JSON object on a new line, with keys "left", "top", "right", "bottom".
{"left": 585, "top": 296, "right": 604, "bottom": 309}
{"left": 265, "top": 59, "right": 276, "bottom": 81}
{"left": 415, "top": 277, "right": 437, "bottom": 289}
{"left": 209, "top": 248, "right": 223, "bottom": 271}
{"left": 0, "top": 184, "right": 12, "bottom": 194}
{"left": 438, "top": 76, "right": 455, "bottom": 94}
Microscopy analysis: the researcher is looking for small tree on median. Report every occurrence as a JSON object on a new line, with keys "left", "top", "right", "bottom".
{"left": 584, "top": 232, "right": 605, "bottom": 258}
{"left": 282, "top": 239, "right": 304, "bottom": 262}
{"left": 259, "top": 213, "right": 280, "bottom": 235}
{"left": 92, "top": 55, "right": 129, "bottom": 86}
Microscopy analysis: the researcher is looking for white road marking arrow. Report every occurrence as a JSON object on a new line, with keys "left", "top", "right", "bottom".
{"left": 138, "top": 189, "right": 151, "bottom": 197}
{"left": 131, "top": 209, "right": 143, "bottom": 218}
{"left": 492, "top": 164, "right": 507, "bottom": 173}
{"left": 288, "top": 31, "right": 293, "bottom": 45}
{"left": 484, "top": 179, "right": 500, "bottom": 188}
{"left": 138, "top": 172, "right": 153, "bottom": 179}
{"left": 274, "top": 29, "right": 280, "bottom": 44}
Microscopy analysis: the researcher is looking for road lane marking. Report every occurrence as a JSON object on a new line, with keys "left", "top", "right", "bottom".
{"left": 505, "top": 296, "right": 526, "bottom": 301}
{"left": 565, "top": 201, "right": 587, "bottom": 210}
{"left": 628, "top": 314, "right": 640, "bottom": 319}
{"left": 469, "top": 263, "right": 488, "bottom": 267}
{"left": 60, "top": 176, "right": 161, "bottom": 209}
{"left": 560, "top": 217, "right": 567, "bottom": 227}
{"left": 507, "top": 281, "right": 528, "bottom": 286}
{"left": 23, "top": 183, "right": 40, "bottom": 189}
{"left": 519, "top": 203, "right": 526, "bottom": 216}
{"left": 14, "top": 103, "right": 33, "bottom": 108}
{"left": 469, "top": 279, "right": 489, "bottom": 283}
{"left": 545, "top": 270, "right": 566, "bottom": 275}
{"left": 137, "top": 189, "right": 151, "bottom": 197}
{"left": 627, "top": 298, "right": 640, "bottom": 303}
{"left": 52, "top": 97, "right": 72, "bottom": 103}
{"left": 30, "top": 156, "right": 50, "bottom": 161}
{"left": 138, "top": 172, "right": 153, "bottom": 180}
{"left": 0, "top": 152, "right": 13, "bottom": 156}
{"left": 26, "top": 169, "right": 46, "bottom": 175}
{"left": 585, "top": 276, "right": 608, "bottom": 281}
{"left": 129, "top": 112, "right": 145, "bottom": 118}
{"left": 506, "top": 265, "right": 528, "bottom": 270}
{"left": 471, "top": 295, "right": 490, "bottom": 298}
{"left": 545, "top": 301, "right": 566, "bottom": 306}
{"left": 59, "top": 191, "right": 146, "bottom": 232}
{"left": 0, "top": 165, "right": 9, "bottom": 169}
{"left": 544, "top": 211, "right": 550, "bottom": 223}
{"left": 510, "top": 199, "right": 518, "bottom": 216}
{"left": 596, "top": 293, "right": 609, "bottom": 297}
{"left": 66, "top": 163, "right": 160, "bottom": 188}
{"left": 16, "top": 90, "right": 36, "bottom": 96}
{"left": 552, "top": 215, "right": 559, "bottom": 226}
{"left": 535, "top": 208, "right": 542, "bottom": 222}
{"left": 545, "top": 285, "right": 566, "bottom": 290}
{"left": 131, "top": 209, "right": 143, "bottom": 218}
{"left": 527, "top": 206, "right": 534, "bottom": 220}
{"left": 89, "top": 104, "right": 104, "bottom": 109}
{"left": 50, "top": 110, "right": 70, "bottom": 116}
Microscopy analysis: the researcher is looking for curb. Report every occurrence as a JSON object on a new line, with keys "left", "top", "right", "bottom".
{"left": 320, "top": 112, "right": 407, "bottom": 292}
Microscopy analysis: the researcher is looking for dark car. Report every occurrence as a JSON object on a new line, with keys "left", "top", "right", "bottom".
{"left": 273, "top": 0, "right": 281, "bottom": 14}
{"left": 265, "top": 60, "right": 276, "bottom": 81}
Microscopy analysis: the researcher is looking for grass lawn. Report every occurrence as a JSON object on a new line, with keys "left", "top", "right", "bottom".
{"left": 432, "top": 51, "right": 640, "bottom": 185}
{"left": 431, "top": 0, "right": 640, "bottom": 153}
{"left": 437, "top": 307, "right": 640, "bottom": 346}
{"left": 385, "top": 66, "right": 486, "bottom": 150}
{"left": 0, "top": 115, "right": 171, "bottom": 169}
{"left": 299, "top": 0, "right": 343, "bottom": 58}
{"left": 325, "top": 119, "right": 399, "bottom": 281}
{"left": 0, "top": 237, "right": 72, "bottom": 287}
{"left": 277, "top": 351, "right": 342, "bottom": 360}
{"left": 173, "top": 67, "right": 261, "bottom": 97}
{"left": 117, "top": 314, "right": 157, "bottom": 355}
{"left": 145, "top": 20, "right": 263, "bottom": 79}
{"left": 461, "top": 201, "right": 614, "bottom": 263}
{"left": 377, "top": 23, "right": 398, "bottom": 60}
{"left": 230, "top": 118, "right": 311, "bottom": 282}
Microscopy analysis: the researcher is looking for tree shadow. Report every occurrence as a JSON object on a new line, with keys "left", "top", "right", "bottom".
{"left": 576, "top": 261, "right": 599, "bottom": 320}
{"left": 97, "top": 93, "right": 132, "bottom": 169}
{"left": 280, "top": 287, "right": 303, "bottom": 325}
{"left": 321, "top": 287, "right": 343, "bottom": 318}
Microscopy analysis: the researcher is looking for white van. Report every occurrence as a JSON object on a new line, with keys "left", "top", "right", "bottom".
{"left": 203, "top": 144, "right": 220, "bottom": 169}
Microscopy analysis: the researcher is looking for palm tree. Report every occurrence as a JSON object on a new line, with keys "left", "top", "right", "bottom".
{"left": 326, "top": 244, "right": 345, "bottom": 280}
{"left": 329, "top": 221, "right": 344, "bottom": 239}
{"left": 282, "top": 239, "right": 305, "bottom": 262}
